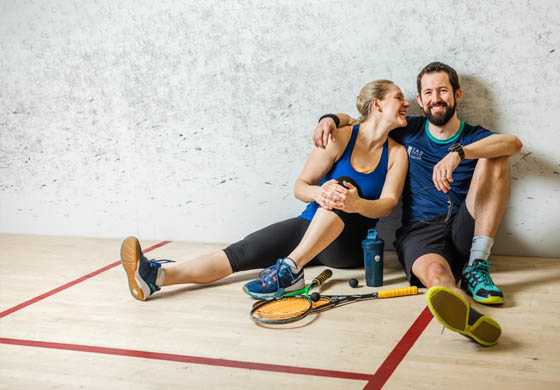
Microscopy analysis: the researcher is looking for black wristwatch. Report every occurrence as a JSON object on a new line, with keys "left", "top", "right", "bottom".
{"left": 318, "top": 114, "right": 340, "bottom": 128}
{"left": 448, "top": 143, "right": 465, "bottom": 161}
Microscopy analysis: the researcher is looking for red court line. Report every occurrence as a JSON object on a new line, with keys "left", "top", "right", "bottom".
{"left": 0, "top": 337, "right": 373, "bottom": 382}
{"left": 364, "top": 307, "right": 434, "bottom": 390}
{"left": 0, "top": 309, "right": 435, "bottom": 389}
{"left": 0, "top": 236, "right": 435, "bottom": 388}
{"left": 0, "top": 240, "right": 171, "bottom": 319}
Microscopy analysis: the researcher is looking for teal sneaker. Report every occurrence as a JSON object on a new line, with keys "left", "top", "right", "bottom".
{"left": 243, "top": 258, "right": 304, "bottom": 299}
{"left": 461, "top": 259, "right": 504, "bottom": 305}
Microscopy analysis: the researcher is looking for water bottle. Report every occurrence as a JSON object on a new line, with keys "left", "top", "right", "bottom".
{"left": 362, "top": 229, "right": 384, "bottom": 287}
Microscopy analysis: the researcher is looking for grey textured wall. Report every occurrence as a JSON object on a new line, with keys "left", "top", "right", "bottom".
{"left": 1, "top": 0, "right": 559, "bottom": 257}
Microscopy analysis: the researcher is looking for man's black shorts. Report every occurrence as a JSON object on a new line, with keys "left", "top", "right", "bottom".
{"left": 393, "top": 201, "right": 475, "bottom": 287}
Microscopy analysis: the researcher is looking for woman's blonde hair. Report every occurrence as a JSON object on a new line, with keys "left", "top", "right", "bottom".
{"left": 356, "top": 80, "right": 395, "bottom": 120}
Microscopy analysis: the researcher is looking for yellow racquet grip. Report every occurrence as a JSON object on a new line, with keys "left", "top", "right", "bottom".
{"left": 378, "top": 286, "right": 418, "bottom": 299}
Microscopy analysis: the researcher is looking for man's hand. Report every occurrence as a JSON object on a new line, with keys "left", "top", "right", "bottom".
{"left": 432, "top": 152, "right": 461, "bottom": 193}
{"left": 313, "top": 118, "right": 338, "bottom": 149}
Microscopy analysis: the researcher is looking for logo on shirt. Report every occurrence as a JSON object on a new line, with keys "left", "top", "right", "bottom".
{"left": 407, "top": 146, "right": 424, "bottom": 160}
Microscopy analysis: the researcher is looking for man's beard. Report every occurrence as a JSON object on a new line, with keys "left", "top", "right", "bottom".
{"left": 424, "top": 101, "right": 456, "bottom": 126}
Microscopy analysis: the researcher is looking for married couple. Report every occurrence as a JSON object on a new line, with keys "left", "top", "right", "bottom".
{"left": 120, "top": 61, "right": 522, "bottom": 347}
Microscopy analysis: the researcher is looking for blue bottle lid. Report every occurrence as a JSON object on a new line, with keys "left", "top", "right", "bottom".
{"left": 366, "top": 229, "right": 378, "bottom": 241}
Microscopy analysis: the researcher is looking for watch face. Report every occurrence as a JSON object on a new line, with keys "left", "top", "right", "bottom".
{"left": 449, "top": 144, "right": 460, "bottom": 151}
{"left": 448, "top": 144, "right": 464, "bottom": 159}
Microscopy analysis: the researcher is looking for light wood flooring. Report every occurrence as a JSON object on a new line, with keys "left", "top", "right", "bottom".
{"left": 1, "top": 234, "right": 559, "bottom": 389}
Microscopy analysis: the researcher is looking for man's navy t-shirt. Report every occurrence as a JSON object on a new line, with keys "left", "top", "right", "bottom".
{"left": 390, "top": 116, "right": 494, "bottom": 224}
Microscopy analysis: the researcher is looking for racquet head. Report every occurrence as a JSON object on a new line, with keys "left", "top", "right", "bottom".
{"left": 250, "top": 296, "right": 312, "bottom": 324}
{"left": 250, "top": 269, "right": 333, "bottom": 324}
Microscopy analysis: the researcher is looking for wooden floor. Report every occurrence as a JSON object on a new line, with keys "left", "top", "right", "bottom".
{"left": 1, "top": 234, "right": 559, "bottom": 389}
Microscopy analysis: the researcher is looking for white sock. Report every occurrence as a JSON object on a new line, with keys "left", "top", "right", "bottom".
{"left": 284, "top": 257, "right": 301, "bottom": 273}
{"left": 468, "top": 236, "right": 494, "bottom": 266}
{"left": 155, "top": 267, "right": 165, "bottom": 287}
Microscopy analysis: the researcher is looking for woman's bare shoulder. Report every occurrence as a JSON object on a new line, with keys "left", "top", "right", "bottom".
{"left": 338, "top": 124, "right": 354, "bottom": 140}
{"left": 387, "top": 137, "right": 407, "bottom": 160}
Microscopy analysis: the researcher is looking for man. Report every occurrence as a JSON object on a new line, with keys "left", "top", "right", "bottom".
{"left": 313, "top": 62, "right": 522, "bottom": 346}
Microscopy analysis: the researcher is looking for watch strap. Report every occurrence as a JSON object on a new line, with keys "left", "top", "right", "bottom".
{"left": 448, "top": 143, "right": 465, "bottom": 161}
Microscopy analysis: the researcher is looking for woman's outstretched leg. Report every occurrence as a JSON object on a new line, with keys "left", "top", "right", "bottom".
{"left": 163, "top": 251, "right": 232, "bottom": 286}
{"left": 121, "top": 218, "right": 312, "bottom": 301}
{"left": 120, "top": 236, "right": 232, "bottom": 301}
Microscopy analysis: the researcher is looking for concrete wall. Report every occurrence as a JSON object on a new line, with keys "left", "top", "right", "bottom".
{"left": 1, "top": 0, "right": 559, "bottom": 257}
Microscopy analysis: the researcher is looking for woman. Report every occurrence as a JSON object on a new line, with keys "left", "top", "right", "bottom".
{"left": 121, "top": 79, "right": 410, "bottom": 301}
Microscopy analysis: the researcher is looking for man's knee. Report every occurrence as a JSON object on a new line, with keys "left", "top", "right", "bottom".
{"left": 412, "top": 255, "right": 455, "bottom": 288}
{"left": 424, "top": 261, "right": 452, "bottom": 282}
{"left": 476, "top": 156, "right": 510, "bottom": 178}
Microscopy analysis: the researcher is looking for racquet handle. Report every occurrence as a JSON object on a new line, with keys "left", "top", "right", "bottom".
{"left": 312, "top": 269, "right": 333, "bottom": 287}
{"left": 378, "top": 286, "right": 418, "bottom": 299}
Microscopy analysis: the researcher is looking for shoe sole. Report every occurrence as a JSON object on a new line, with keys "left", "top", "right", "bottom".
{"left": 242, "top": 286, "right": 287, "bottom": 300}
{"left": 120, "top": 236, "right": 149, "bottom": 301}
{"left": 461, "top": 280, "right": 505, "bottom": 305}
{"left": 471, "top": 294, "right": 504, "bottom": 305}
{"left": 426, "top": 286, "right": 502, "bottom": 347}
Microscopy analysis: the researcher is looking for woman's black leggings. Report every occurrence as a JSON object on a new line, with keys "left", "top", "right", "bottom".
{"left": 223, "top": 176, "right": 371, "bottom": 272}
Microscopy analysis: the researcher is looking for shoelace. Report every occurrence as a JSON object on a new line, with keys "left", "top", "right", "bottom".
{"left": 469, "top": 261, "right": 495, "bottom": 287}
{"left": 148, "top": 259, "right": 175, "bottom": 268}
{"left": 258, "top": 258, "right": 298, "bottom": 288}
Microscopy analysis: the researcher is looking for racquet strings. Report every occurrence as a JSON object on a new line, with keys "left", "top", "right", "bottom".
{"left": 311, "top": 297, "right": 334, "bottom": 312}
{"left": 253, "top": 296, "right": 311, "bottom": 320}
{"left": 312, "top": 298, "right": 331, "bottom": 307}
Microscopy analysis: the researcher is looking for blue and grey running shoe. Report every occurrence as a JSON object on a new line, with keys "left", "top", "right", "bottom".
{"left": 461, "top": 259, "right": 504, "bottom": 305}
{"left": 120, "top": 236, "right": 173, "bottom": 301}
{"left": 243, "top": 258, "right": 305, "bottom": 299}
